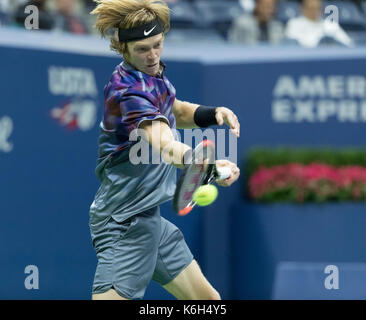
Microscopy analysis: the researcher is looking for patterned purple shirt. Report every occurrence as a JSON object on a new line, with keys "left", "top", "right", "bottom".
{"left": 91, "top": 60, "right": 178, "bottom": 222}
{"left": 101, "top": 60, "right": 176, "bottom": 157}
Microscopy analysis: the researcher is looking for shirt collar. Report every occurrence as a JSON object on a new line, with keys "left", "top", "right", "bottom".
{"left": 121, "top": 60, "right": 166, "bottom": 78}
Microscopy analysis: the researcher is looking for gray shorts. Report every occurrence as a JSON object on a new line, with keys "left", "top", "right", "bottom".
{"left": 90, "top": 206, "right": 194, "bottom": 299}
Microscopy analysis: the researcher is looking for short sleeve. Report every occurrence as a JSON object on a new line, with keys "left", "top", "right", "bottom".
{"left": 118, "top": 88, "right": 170, "bottom": 137}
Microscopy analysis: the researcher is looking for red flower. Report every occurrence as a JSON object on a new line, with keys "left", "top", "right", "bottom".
{"left": 249, "top": 163, "right": 366, "bottom": 202}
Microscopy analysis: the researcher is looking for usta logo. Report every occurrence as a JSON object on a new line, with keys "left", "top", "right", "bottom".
{"left": 50, "top": 100, "right": 97, "bottom": 131}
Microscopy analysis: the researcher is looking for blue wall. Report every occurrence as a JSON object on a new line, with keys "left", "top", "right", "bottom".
{"left": 232, "top": 203, "right": 366, "bottom": 299}
{"left": 1, "top": 30, "right": 366, "bottom": 299}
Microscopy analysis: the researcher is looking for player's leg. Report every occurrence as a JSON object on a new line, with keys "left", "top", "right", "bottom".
{"left": 163, "top": 259, "right": 221, "bottom": 300}
{"left": 152, "top": 217, "right": 220, "bottom": 300}
{"left": 90, "top": 208, "right": 161, "bottom": 300}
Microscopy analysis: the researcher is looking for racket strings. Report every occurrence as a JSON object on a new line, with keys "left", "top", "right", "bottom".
{"left": 174, "top": 140, "right": 216, "bottom": 214}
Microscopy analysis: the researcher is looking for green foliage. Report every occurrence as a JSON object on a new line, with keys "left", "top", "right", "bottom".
{"left": 245, "top": 147, "right": 366, "bottom": 176}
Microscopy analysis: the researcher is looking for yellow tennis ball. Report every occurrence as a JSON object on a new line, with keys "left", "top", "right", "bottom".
{"left": 193, "top": 184, "right": 218, "bottom": 206}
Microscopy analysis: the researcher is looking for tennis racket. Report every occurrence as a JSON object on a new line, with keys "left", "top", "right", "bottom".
{"left": 173, "top": 139, "right": 231, "bottom": 216}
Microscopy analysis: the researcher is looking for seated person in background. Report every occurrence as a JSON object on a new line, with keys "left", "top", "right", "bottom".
{"left": 228, "top": 0, "right": 284, "bottom": 45}
{"left": 53, "top": 0, "right": 89, "bottom": 34}
{"left": 347, "top": 0, "right": 364, "bottom": 11}
{"left": 285, "top": 0, "right": 354, "bottom": 47}
{"left": 13, "top": 0, "right": 54, "bottom": 30}
{"left": 0, "top": 0, "right": 11, "bottom": 25}
{"left": 84, "top": 0, "right": 96, "bottom": 11}
{"left": 0, "top": 11, "right": 10, "bottom": 26}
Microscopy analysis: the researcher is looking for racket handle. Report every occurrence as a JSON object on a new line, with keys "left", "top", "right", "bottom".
{"left": 216, "top": 166, "right": 231, "bottom": 180}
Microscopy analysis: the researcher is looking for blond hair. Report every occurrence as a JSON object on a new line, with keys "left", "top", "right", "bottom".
{"left": 91, "top": 0, "right": 170, "bottom": 56}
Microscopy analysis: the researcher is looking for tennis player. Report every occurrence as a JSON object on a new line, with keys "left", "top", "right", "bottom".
{"left": 89, "top": 0, "right": 240, "bottom": 300}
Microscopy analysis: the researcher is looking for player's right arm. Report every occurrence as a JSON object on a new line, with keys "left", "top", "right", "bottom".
{"left": 139, "top": 120, "right": 240, "bottom": 185}
{"left": 139, "top": 119, "right": 191, "bottom": 169}
{"left": 119, "top": 91, "right": 239, "bottom": 176}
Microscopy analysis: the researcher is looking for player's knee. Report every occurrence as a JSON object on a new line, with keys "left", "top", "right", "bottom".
{"left": 204, "top": 288, "right": 221, "bottom": 300}
{"left": 210, "top": 289, "right": 221, "bottom": 300}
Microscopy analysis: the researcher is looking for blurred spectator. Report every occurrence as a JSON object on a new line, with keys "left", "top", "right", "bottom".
{"left": 1, "top": 0, "right": 29, "bottom": 15}
{"left": 83, "top": 0, "right": 96, "bottom": 11}
{"left": 228, "top": 0, "right": 284, "bottom": 45}
{"left": 82, "top": 0, "right": 99, "bottom": 34}
{"left": 0, "top": 0, "right": 12, "bottom": 14}
{"left": 331, "top": 0, "right": 365, "bottom": 11}
{"left": 0, "top": 12, "right": 10, "bottom": 27}
{"left": 53, "top": 0, "right": 89, "bottom": 34}
{"left": 239, "top": 0, "right": 256, "bottom": 13}
{"left": 350, "top": 0, "right": 364, "bottom": 10}
{"left": 285, "top": 0, "right": 354, "bottom": 47}
{"left": 292, "top": 0, "right": 366, "bottom": 11}
{"left": 13, "top": 0, "right": 54, "bottom": 30}
{"left": 0, "top": 0, "right": 11, "bottom": 26}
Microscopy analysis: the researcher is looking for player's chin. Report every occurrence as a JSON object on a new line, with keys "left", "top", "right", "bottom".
{"left": 145, "top": 63, "right": 159, "bottom": 76}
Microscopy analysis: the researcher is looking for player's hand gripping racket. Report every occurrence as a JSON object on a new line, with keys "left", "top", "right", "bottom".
{"left": 173, "top": 140, "right": 231, "bottom": 216}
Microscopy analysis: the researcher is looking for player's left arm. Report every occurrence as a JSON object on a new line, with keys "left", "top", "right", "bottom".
{"left": 172, "top": 99, "right": 199, "bottom": 129}
{"left": 173, "top": 98, "right": 240, "bottom": 137}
